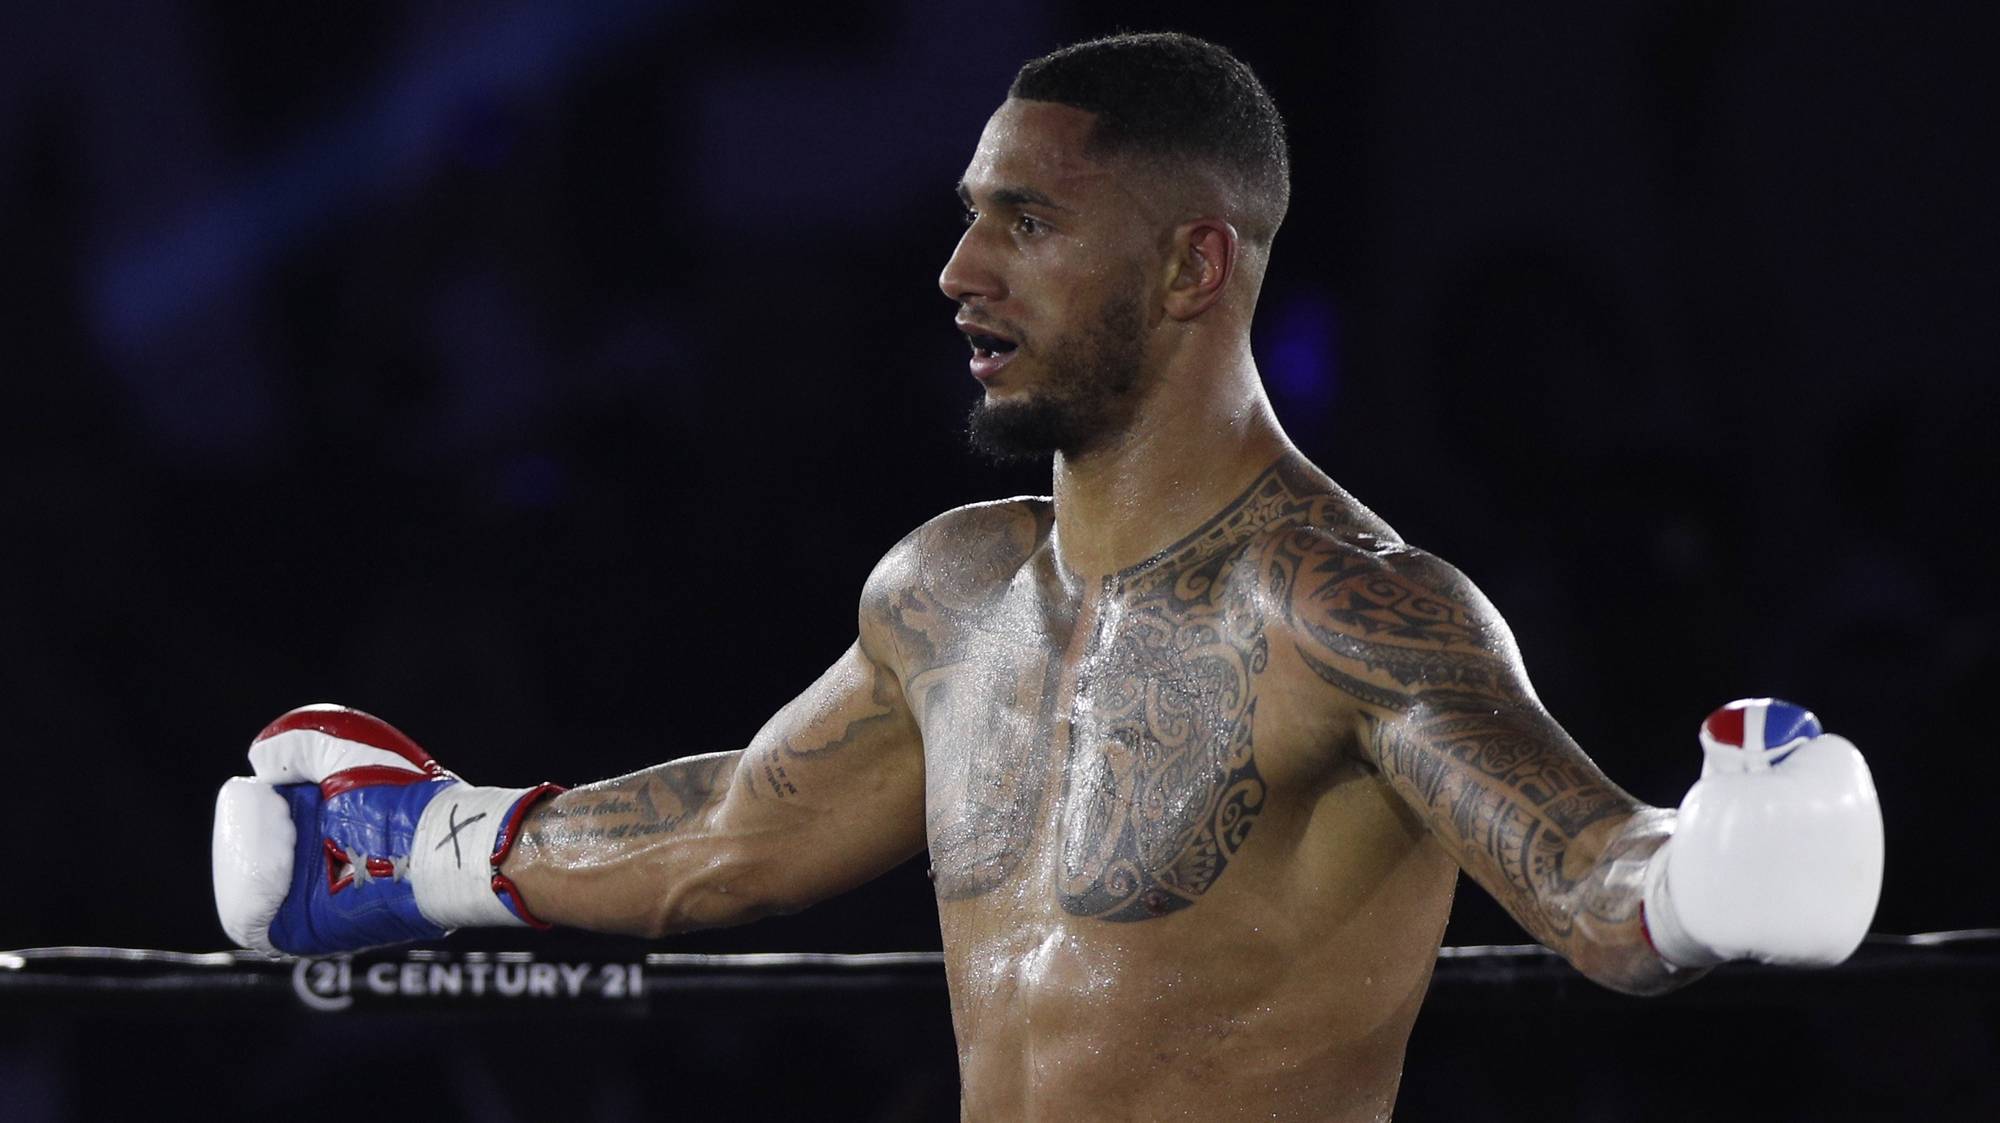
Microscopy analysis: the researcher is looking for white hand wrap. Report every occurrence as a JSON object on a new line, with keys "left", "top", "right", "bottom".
{"left": 409, "top": 784, "right": 543, "bottom": 930}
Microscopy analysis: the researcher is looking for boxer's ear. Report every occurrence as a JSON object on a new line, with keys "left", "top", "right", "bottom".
{"left": 1161, "top": 218, "right": 1237, "bottom": 322}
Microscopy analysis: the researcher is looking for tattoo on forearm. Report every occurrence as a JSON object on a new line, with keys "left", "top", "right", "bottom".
{"left": 1362, "top": 709, "right": 1630, "bottom": 940}
{"left": 526, "top": 755, "right": 734, "bottom": 847}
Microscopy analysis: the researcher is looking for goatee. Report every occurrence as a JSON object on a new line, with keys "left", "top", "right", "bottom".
{"left": 966, "top": 289, "right": 1146, "bottom": 463}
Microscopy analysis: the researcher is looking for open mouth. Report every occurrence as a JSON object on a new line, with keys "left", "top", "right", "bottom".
{"left": 957, "top": 319, "right": 1022, "bottom": 382}
{"left": 965, "top": 332, "right": 1019, "bottom": 360}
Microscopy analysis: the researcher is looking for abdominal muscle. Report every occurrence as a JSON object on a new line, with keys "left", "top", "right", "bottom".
{"left": 938, "top": 827, "right": 1455, "bottom": 1123}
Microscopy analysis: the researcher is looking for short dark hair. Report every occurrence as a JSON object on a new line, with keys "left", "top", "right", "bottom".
{"left": 1010, "top": 31, "right": 1290, "bottom": 246}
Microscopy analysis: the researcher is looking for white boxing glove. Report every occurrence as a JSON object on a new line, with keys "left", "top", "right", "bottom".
{"left": 1642, "top": 698, "right": 1884, "bottom": 969}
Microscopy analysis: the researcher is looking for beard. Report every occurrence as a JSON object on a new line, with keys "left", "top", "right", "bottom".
{"left": 965, "top": 287, "right": 1147, "bottom": 463}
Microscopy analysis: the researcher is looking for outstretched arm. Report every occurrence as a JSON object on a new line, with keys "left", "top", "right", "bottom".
{"left": 500, "top": 631, "right": 926, "bottom": 938}
{"left": 214, "top": 555, "right": 931, "bottom": 958}
{"left": 1278, "top": 531, "right": 1687, "bottom": 995}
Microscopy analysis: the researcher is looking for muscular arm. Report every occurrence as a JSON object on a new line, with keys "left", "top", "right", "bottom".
{"left": 1277, "top": 529, "right": 1689, "bottom": 995}
{"left": 500, "top": 631, "right": 926, "bottom": 938}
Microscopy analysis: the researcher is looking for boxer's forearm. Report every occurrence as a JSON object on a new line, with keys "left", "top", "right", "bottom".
{"left": 1424, "top": 793, "right": 1693, "bottom": 996}
{"left": 499, "top": 751, "right": 784, "bottom": 937}
{"left": 1357, "top": 701, "right": 1694, "bottom": 995}
{"left": 1554, "top": 808, "right": 1700, "bottom": 996}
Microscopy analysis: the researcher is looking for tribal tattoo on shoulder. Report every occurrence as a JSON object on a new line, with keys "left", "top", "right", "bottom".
{"left": 1056, "top": 458, "right": 1370, "bottom": 922}
{"left": 1271, "top": 520, "right": 1641, "bottom": 944}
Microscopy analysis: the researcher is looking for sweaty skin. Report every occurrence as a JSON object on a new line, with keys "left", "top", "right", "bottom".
{"left": 501, "top": 98, "right": 1689, "bottom": 1120}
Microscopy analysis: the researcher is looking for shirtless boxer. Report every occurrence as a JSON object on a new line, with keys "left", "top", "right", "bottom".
{"left": 213, "top": 32, "right": 1883, "bottom": 1121}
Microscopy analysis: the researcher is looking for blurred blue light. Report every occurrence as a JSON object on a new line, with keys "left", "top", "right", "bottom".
{"left": 90, "top": 0, "right": 673, "bottom": 349}
{"left": 1265, "top": 290, "right": 1341, "bottom": 414}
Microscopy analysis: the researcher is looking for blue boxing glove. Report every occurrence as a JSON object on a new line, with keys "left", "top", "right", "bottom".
{"left": 211, "top": 704, "right": 562, "bottom": 957}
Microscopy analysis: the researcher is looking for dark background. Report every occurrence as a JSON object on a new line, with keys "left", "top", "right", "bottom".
{"left": 3, "top": 0, "right": 1994, "bottom": 1116}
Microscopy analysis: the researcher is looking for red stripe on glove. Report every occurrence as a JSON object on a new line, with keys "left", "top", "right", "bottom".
{"left": 253, "top": 706, "right": 446, "bottom": 778}
{"left": 321, "top": 765, "right": 440, "bottom": 799}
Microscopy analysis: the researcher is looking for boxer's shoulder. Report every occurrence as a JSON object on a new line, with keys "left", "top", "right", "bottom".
{"left": 858, "top": 497, "right": 1053, "bottom": 660}
{"left": 869, "top": 496, "right": 1052, "bottom": 592}
{"left": 1261, "top": 521, "right": 1497, "bottom": 641}
{"left": 1218, "top": 463, "right": 1410, "bottom": 598}
{"left": 1260, "top": 522, "right": 1447, "bottom": 590}
{"left": 1257, "top": 521, "right": 1530, "bottom": 718}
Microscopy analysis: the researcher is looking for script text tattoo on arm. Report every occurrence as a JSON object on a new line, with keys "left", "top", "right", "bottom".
{"left": 525, "top": 755, "right": 737, "bottom": 847}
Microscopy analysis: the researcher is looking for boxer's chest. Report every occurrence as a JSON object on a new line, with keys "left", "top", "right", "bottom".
{"left": 914, "top": 542, "right": 1279, "bottom": 920}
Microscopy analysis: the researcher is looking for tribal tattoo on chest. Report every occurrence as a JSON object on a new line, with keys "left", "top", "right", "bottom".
{"left": 891, "top": 459, "right": 1369, "bottom": 922}
{"left": 1055, "top": 465, "right": 1351, "bottom": 921}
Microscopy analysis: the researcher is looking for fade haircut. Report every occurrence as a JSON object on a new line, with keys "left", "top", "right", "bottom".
{"left": 1009, "top": 31, "right": 1291, "bottom": 247}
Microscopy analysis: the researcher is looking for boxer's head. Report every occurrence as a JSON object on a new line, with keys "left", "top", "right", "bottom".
{"left": 941, "top": 33, "right": 1290, "bottom": 461}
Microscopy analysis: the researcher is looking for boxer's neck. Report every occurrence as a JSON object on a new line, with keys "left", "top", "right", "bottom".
{"left": 1048, "top": 349, "right": 1291, "bottom": 585}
